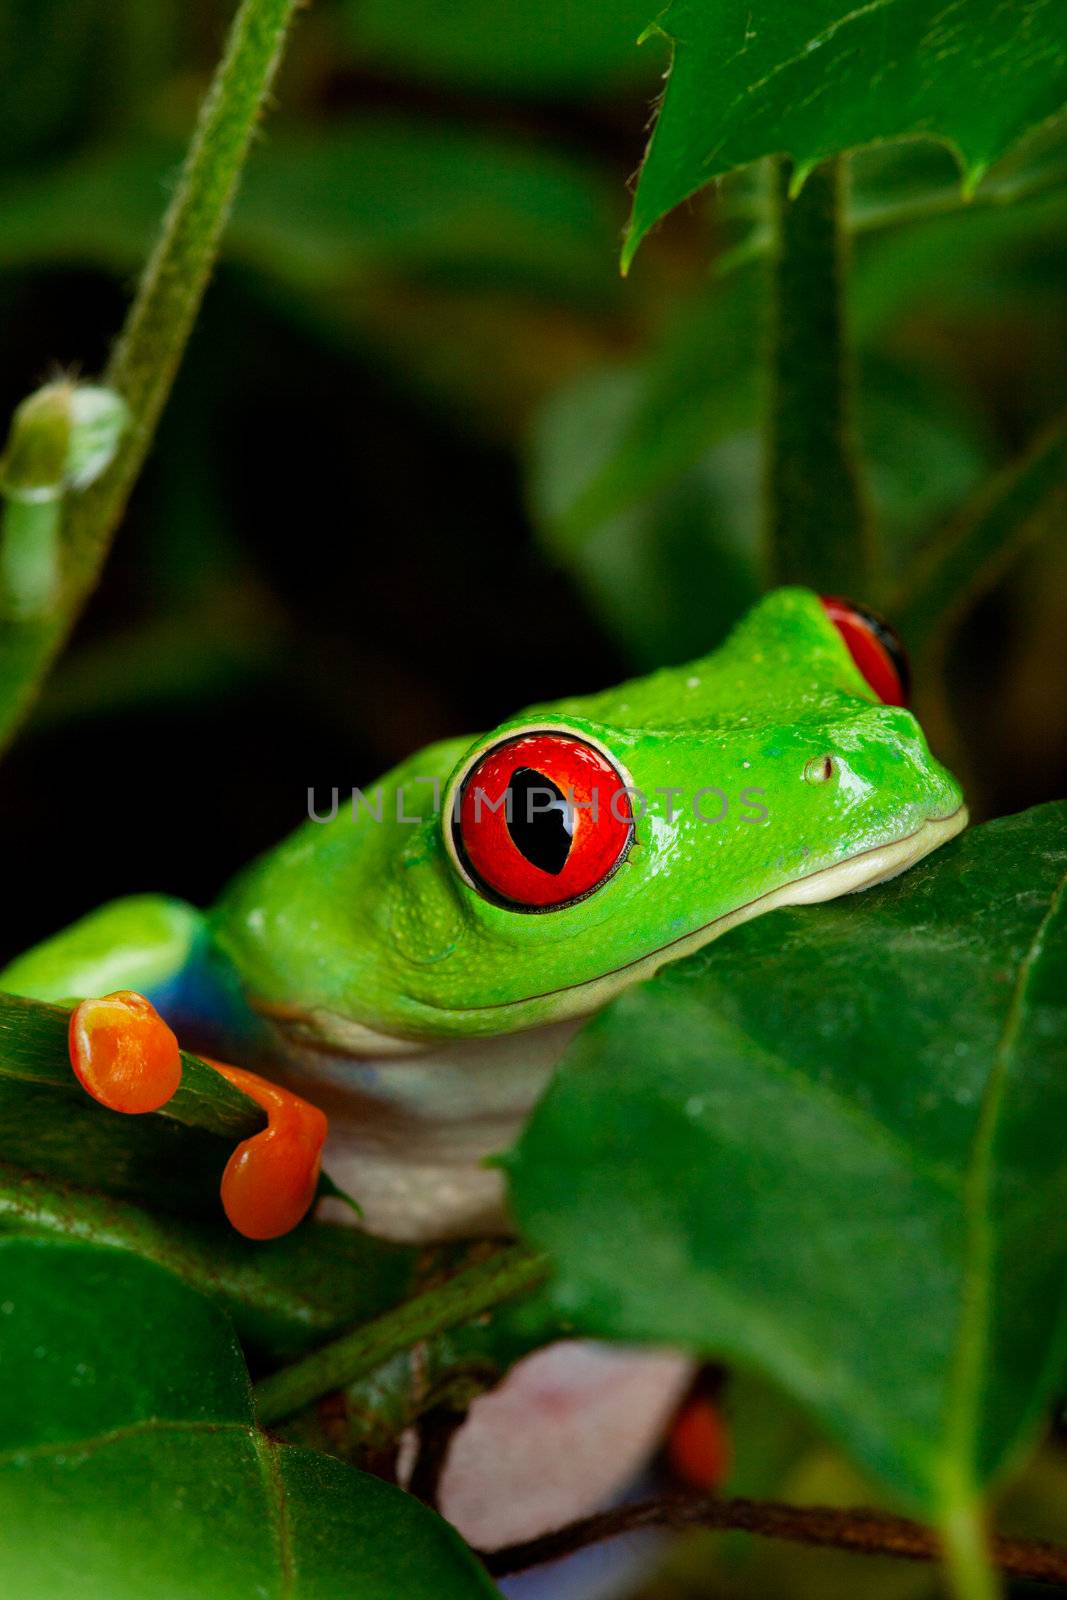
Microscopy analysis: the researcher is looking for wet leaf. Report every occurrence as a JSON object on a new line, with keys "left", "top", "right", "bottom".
{"left": 0, "top": 1236, "right": 498, "bottom": 1598}
{"left": 0, "top": 1163, "right": 418, "bottom": 1362}
{"left": 509, "top": 804, "right": 1067, "bottom": 1532}
{"left": 624, "top": 0, "right": 1067, "bottom": 267}
{"left": 0, "top": 991, "right": 266, "bottom": 1215}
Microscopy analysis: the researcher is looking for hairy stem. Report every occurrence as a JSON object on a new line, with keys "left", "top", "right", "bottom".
{"left": 254, "top": 1244, "right": 550, "bottom": 1426}
{"left": 716, "top": 157, "right": 1067, "bottom": 282}
{"left": 0, "top": 0, "right": 304, "bottom": 753}
{"left": 482, "top": 1493, "right": 1067, "bottom": 1588}
{"left": 764, "top": 156, "right": 873, "bottom": 593}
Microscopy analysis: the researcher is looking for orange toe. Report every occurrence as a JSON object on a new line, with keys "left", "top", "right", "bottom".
{"left": 668, "top": 1395, "right": 731, "bottom": 1492}
{"left": 68, "top": 990, "right": 182, "bottom": 1115}
{"left": 210, "top": 1061, "right": 327, "bottom": 1241}
{"left": 66, "top": 997, "right": 326, "bottom": 1242}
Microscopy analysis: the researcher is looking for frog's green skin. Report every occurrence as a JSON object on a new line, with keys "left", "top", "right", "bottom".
{"left": 1, "top": 589, "right": 965, "bottom": 1240}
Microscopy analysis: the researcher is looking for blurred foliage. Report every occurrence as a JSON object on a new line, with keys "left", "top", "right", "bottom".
{"left": 341, "top": 0, "right": 661, "bottom": 97}
{"left": 0, "top": 2, "right": 1063, "bottom": 967}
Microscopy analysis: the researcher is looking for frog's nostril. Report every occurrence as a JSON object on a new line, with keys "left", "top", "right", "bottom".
{"left": 804, "top": 755, "right": 835, "bottom": 784}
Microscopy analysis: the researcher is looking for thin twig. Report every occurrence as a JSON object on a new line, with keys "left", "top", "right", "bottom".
{"left": 481, "top": 1492, "right": 1067, "bottom": 1586}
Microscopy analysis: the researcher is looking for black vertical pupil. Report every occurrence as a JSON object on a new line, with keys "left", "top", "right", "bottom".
{"left": 506, "top": 768, "right": 572, "bottom": 875}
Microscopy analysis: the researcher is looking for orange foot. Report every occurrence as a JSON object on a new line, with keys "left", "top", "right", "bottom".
{"left": 667, "top": 1393, "right": 732, "bottom": 1492}
{"left": 68, "top": 990, "right": 327, "bottom": 1241}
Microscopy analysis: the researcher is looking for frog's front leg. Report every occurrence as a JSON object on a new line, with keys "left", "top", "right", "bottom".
{"left": 1, "top": 897, "right": 327, "bottom": 1239}
{"left": 0, "top": 894, "right": 204, "bottom": 1008}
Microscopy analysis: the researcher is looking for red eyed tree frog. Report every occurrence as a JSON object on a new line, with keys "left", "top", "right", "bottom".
{"left": 2, "top": 587, "right": 964, "bottom": 1243}
{"left": 0, "top": 586, "right": 966, "bottom": 1552}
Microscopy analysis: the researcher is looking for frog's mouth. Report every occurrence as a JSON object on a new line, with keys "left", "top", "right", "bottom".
{"left": 256, "top": 804, "right": 967, "bottom": 1050}
{"left": 465, "top": 801, "right": 969, "bottom": 1018}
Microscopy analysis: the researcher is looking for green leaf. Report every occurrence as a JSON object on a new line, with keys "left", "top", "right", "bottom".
{"left": 0, "top": 1163, "right": 418, "bottom": 1362}
{"left": 0, "top": 992, "right": 368, "bottom": 1249}
{"left": 716, "top": 122, "right": 1067, "bottom": 287}
{"left": 528, "top": 270, "right": 762, "bottom": 547}
{"left": 529, "top": 395, "right": 763, "bottom": 668}
{"left": 526, "top": 126, "right": 1062, "bottom": 660}
{"left": 0, "top": 993, "right": 255, "bottom": 1133}
{"left": 343, "top": 0, "right": 657, "bottom": 97}
{"left": 0, "top": 1236, "right": 497, "bottom": 1598}
{"left": 624, "top": 0, "right": 1067, "bottom": 268}
{"left": 549, "top": 135, "right": 1063, "bottom": 549}
{"left": 0, "top": 991, "right": 269, "bottom": 1215}
{"left": 846, "top": 118, "right": 1067, "bottom": 244}
{"left": 508, "top": 804, "right": 1067, "bottom": 1530}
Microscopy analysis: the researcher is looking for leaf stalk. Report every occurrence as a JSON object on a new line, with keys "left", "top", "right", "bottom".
{"left": 764, "top": 155, "right": 873, "bottom": 592}
{"left": 254, "top": 1243, "right": 549, "bottom": 1426}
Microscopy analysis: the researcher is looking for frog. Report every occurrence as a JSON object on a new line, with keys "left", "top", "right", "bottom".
{"left": 2, "top": 586, "right": 965, "bottom": 1245}
{"left": 0, "top": 585, "right": 966, "bottom": 1555}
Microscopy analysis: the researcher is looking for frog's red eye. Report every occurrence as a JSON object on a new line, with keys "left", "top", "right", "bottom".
{"left": 453, "top": 732, "right": 633, "bottom": 910}
{"left": 820, "top": 595, "right": 910, "bottom": 707}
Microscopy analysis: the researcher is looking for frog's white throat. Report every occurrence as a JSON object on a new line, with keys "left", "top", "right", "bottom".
{"left": 284, "top": 805, "right": 967, "bottom": 1242}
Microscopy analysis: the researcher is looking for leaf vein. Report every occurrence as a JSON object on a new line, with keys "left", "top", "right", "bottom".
{"left": 0, "top": 1416, "right": 252, "bottom": 1468}
{"left": 707, "top": 0, "right": 906, "bottom": 160}
{"left": 254, "top": 1432, "right": 296, "bottom": 1600}
{"left": 944, "top": 861, "right": 1067, "bottom": 1492}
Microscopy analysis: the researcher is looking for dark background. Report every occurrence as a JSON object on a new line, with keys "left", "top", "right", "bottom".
{"left": 1, "top": 0, "right": 1064, "bottom": 966}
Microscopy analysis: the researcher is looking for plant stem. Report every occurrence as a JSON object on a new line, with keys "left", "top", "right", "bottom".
{"left": 482, "top": 1492, "right": 1067, "bottom": 1588}
{"left": 0, "top": 0, "right": 304, "bottom": 753}
{"left": 717, "top": 158, "right": 1067, "bottom": 282}
{"left": 764, "top": 156, "right": 873, "bottom": 593}
{"left": 254, "top": 1244, "right": 550, "bottom": 1425}
{"left": 940, "top": 1495, "right": 1000, "bottom": 1600}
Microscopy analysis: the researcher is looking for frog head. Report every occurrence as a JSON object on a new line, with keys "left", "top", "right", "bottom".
{"left": 213, "top": 588, "right": 965, "bottom": 1047}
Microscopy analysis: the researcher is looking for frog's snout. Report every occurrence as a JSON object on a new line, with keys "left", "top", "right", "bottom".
{"left": 800, "top": 703, "right": 963, "bottom": 820}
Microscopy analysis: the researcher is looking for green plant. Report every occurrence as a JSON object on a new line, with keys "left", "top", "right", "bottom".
{"left": 0, "top": 3, "right": 1065, "bottom": 1598}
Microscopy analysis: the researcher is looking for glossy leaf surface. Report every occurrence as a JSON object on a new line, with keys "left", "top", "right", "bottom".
{"left": 0, "top": 1237, "right": 498, "bottom": 1599}
{"left": 624, "top": 0, "right": 1067, "bottom": 266}
{"left": 510, "top": 804, "right": 1067, "bottom": 1523}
